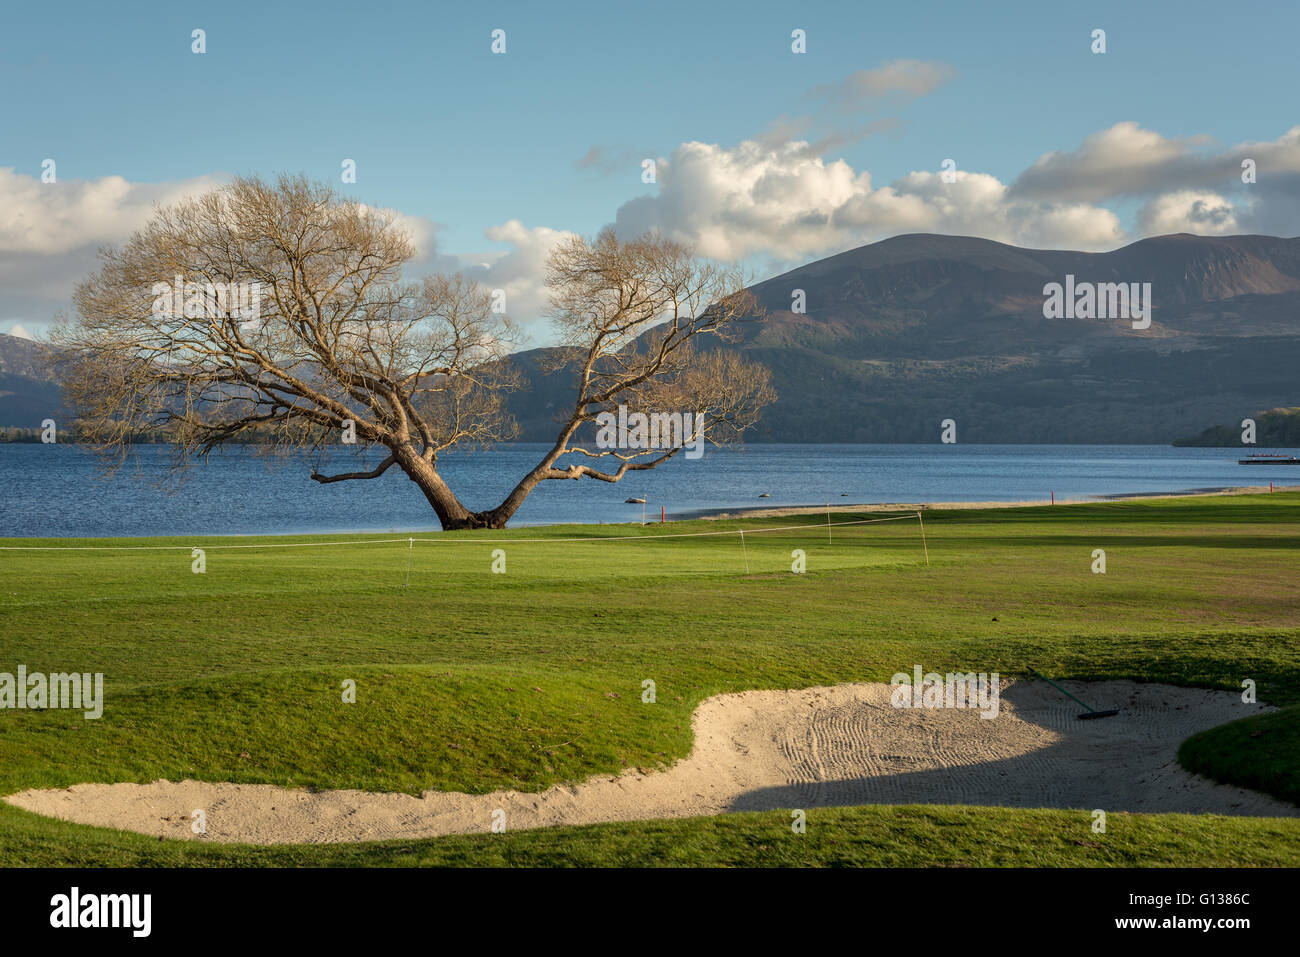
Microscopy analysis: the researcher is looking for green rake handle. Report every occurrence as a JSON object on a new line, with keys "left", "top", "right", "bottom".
{"left": 1027, "top": 666, "right": 1102, "bottom": 713}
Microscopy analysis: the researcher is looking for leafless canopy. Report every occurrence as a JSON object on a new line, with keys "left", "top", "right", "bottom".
{"left": 55, "top": 176, "right": 773, "bottom": 529}
{"left": 486, "top": 230, "right": 773, "bottom": 523}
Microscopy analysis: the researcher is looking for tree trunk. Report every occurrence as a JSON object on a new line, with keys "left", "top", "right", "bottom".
{"left": 464, "top": 427, "right": 580, "bottom": 530}
{"left": 392, "top": 447, "right": 508, "bottom": 530}
{"left": 480, "top": 470, "right": 547, "bottom": 529}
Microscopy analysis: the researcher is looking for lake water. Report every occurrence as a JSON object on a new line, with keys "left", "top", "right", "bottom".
{"left": 1, "top": 443, "right": 1297, "bottom": 538}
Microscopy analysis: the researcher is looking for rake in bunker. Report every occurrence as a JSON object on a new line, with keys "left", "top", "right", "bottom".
{"left": 1026, "top": 666, "right": 1120, "bottom": 720}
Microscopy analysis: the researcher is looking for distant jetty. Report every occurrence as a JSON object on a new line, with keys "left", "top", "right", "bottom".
{"left": 1238, "top": 454, "right": 1300, "bottom": 465}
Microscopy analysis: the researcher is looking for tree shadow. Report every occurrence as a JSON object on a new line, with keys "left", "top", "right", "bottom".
{"left": 726, "top": 682, "right": 1298, "bottom": 818}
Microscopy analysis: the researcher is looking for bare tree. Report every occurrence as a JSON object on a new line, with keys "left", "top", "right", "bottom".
{"left": 489, "top": 230, "right": 774, "bottom": 525}
{"left": 54, "top": 175, "right": 773, "bottom": 529}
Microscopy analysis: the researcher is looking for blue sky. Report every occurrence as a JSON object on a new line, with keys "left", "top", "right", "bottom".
{"left": 2, "top": 0, "right": 1298, "bottom": 340}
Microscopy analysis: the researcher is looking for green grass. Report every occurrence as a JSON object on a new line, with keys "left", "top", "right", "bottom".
{"left": 3, "top": 804, "right": 1295, "bottom": 868}
{"left": 1179, "top": 706, "right": 1300, "bottom": 805}
{"left": 1, "top": 493, "right": 1298, "bottom": 866}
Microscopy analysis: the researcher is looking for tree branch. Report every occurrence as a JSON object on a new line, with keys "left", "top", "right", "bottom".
{"left": 309, "top": 454, "right": 396, "bottom": 484}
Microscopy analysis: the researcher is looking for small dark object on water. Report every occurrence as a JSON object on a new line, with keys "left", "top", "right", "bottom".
{"left": 625, "top": 497, "right": 646, "bottom": 504}
{"left": 1239, "top": 455, "right": 1300, "bottom": 464}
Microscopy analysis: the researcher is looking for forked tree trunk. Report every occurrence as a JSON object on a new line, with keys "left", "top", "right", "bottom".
{"left": 393, "top": 446, "right": 519, "bottom": 530}
{"left": 391, "top": 427, "right": 575, "bottom": 530}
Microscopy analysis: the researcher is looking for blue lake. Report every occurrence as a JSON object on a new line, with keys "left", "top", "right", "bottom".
{"left": 1, "top": 442, "right": 1297, "bottom": 538}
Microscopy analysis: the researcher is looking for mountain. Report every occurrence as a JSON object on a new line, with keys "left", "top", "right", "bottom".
{"left": 0, "top": 334, "right": 61, "bottom": 429}
{"left": 507, "top": 233, "right": 1300, "bottom": 443}
{"left": 6, "top": 233, "right": 1300, "bottom": 444}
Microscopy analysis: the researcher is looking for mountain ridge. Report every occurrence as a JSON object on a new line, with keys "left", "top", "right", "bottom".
{"left": 4, "top": 232, "right": 1299, "bottom": 443}
{"left": 505, "top": 232, "right": 1300, "bottom": 443}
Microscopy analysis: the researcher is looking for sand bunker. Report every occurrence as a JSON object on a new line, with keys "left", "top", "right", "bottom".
{"left": 7, "top": 679, "right": 1294, "bottom": 844}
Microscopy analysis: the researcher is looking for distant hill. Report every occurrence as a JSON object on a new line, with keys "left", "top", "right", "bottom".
{"left": 7, "top": 233, "right": 1300, "bottom": 443}
{"left": 0, "top": 334, "right": 61, "bottom": 429}
{"left": 1174, "top": 407, "right": 1300, "bottom": 447}
{"left": 506, "top": 233, "right": 1300, "bottom": 443}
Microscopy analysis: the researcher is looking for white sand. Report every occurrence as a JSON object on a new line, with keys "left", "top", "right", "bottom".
{"left": 6, "top": 679, "right": 1293, "bottom": 844}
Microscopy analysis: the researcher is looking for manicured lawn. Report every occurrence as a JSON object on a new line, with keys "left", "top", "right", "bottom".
{"left": 1179, "top": 706, "right": 1300, "bottom": 805}
{"left": 2, "top": 494, "right": 1298, "bottom": 866}
{"left": 4, "top": 803, "right": 1295, "bottom": 868}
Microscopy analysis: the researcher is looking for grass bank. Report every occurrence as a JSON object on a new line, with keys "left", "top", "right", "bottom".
{"left": 2, "top": 494, "right": 1298, "bottom": 865}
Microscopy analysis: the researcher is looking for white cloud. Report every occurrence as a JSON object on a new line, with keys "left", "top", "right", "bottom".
{"left": 756, "top": 61, "right": 946, "bottom": 164}
{"left": 605, "top": 122, "right": 1300, "bottom": 269}
{"left": 613, "top": 140, "right": 869, "bottom": 261}
{"left": 837, "top": 169, "right": 1124, "bottom": 250}
{"left": 610, "top": 139, "right": 1125, "bottom": 263}
{"left": 4, "top": 119, "right": 1300, "bottom": 346}
{"left": 0, "top": 170, "right": 229, "bottom": 336}
{"left": 406, "top": 220, "right": 576, "bottom": 336}
{"left": 1009, "top": 121, "right": 1300, "bottom": 219}
{"left": 355, "top": 203, "right": 440, "bottom": 266}
{"left": 0, "top": 168, "right": 225, "bottom": 257}
{"left": 0, "top": 172, "right": 568, "bottom": 338}
{"left": 459, "top": 220, "right": 577, "bottom": 331}
{"left": 1137, "top": 190, "right": 1240, "bottom": 235}
{"left": 1009, "top": 122, "right": 1215, "bottom": 203}
{"left": 2, "top": 322, "right": 34, "bottom": 340}
{"left": 810, "top": 60, "right": 955, "bottom": 110}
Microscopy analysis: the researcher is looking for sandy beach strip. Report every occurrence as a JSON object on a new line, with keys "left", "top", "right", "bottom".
{"left": 686, "top": 485, "right": 1297, "bottom": 522}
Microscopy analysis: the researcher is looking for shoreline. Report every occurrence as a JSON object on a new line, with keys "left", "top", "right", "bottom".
{"left": 686, "top": 485, "right": 1298, "bottom": 522}
{"left": 0, "top": 485, "right": 1294, "bottom": 543}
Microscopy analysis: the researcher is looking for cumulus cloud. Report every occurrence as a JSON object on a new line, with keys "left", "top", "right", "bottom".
{"left": 401, "top": 219, "right": 576, "bottom": 339}
{"left": 0, "top": 170, "right": 569, "bottom": 338}
{"left": 5, "top": 119, "right": 1300, "bottom": 344}
{"left": 458, "top": 220, "right": 577, "bottom": 332}
{"left": 0, "top": 169, "right": 232, "bottom": 336}
{"left": 1011, "top": 124, "right": 1300, "bottom": 237}
{"left": 1009, "top": 122, "right": 1217, "bottom": 203}
{"left": 610, "top": 139, "right": 1125, "bottom": 263}
{"left": 852, "top": 169, "right": 1125, "bottom": 250}
{"left": 613, "top": 140, "right": 868, "bottom": 261}
{"left": 1009, "top": 121, "right": 1300, "bottom": 223}
{"left": 1137, "top": 190, "right": 1240, "bottom": 235}
{"left": 0, "top": 168, "right": 226, "bottom": 258}
{"left": 606, "top": 123, "right": 1300, "bottom": 268}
